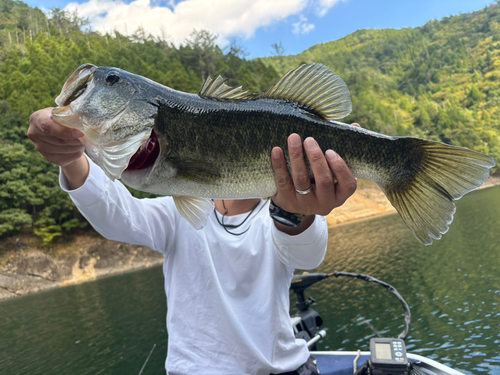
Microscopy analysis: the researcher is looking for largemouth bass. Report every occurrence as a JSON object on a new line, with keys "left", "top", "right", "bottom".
{"left": 52, "top": 63, "right": 495, "bottom": 245}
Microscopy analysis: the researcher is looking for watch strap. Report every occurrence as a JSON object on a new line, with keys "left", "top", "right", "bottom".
{"left": 269, "top": 199, "right": 305, "bottom": 227}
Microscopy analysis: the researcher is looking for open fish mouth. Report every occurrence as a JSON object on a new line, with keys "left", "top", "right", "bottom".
{"left": 52, "top": 64, "right": 97, "bottom": 131}
{"left": 55, "top": 63, "right": 96, "bottom": 107}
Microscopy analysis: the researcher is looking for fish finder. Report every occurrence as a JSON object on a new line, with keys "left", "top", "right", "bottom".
{"left": 369, "top": 338, "right": 408, "bottom": 375}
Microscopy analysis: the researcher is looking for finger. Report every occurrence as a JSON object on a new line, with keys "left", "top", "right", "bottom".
{"left": 351, "top": 122, "right": 361, "bottom": 128}
{"left": 325, "top": 150, "right": 357, "bottom": 205}
{"left": 39, "top": 119, "right": 83, "bottom": 139}
{"left": 36, "top": 133, "right": 84, "bottom": 147}
{"left": 271, "top": 146, "right": 295, "bottom": 198}
{"left": 287, "top": 134, "right": 311, "bottom": 195}
{"left": 303, "top": 137, "right": 334, "bottom": 211}
{"left": 34, "top": 141, "right": 85, "bottom": 155}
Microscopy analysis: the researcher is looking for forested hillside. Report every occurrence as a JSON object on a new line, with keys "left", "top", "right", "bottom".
{"left": 0, "top": 0, "right": 499, "bottom": 243}
{"left": 261, "top": 4, "right": 500, "bottom": 164}
{"left": 0, "top": 0, "right": 279, "bottom": 243}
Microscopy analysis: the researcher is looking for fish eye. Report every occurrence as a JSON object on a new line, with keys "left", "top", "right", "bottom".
{"left": 105, "top": 73, "right": 120, "bottom": 85}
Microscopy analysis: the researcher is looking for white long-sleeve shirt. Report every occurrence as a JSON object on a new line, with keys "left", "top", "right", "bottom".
{"left": 60, "top": 157, "right": 328, "bottom": 375}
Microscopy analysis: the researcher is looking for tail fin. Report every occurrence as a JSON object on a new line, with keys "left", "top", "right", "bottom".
{"left": 382, "top": 139, "right": 495, "bottom": 245}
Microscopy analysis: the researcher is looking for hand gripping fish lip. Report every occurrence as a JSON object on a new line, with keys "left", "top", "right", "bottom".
{"left": 52, "top": 64, "right": 153, "bottom": 181}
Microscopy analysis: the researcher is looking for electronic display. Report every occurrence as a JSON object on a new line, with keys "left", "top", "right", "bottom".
{"left": 375, "top": 342, "right": 392, "bottom": 360}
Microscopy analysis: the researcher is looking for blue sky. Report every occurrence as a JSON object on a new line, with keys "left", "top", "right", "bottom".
{"left": 26, "top": 0, "right": 492, "bottom": 58}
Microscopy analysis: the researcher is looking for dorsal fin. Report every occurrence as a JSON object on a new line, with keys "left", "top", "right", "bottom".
{"left": 198, "top": 76, "right": 256, "bottom": 100}
{"left": 261, "top": 63, "right": 352, "bottom": 120}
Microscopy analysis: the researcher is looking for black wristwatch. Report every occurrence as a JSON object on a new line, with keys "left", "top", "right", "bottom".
{"left": 269, "top": 199, "right": 305, "bottom": 227}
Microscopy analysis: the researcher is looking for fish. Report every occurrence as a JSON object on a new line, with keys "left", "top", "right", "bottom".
{"left": 51, "top": 63, "right": 496, "bottom": 245}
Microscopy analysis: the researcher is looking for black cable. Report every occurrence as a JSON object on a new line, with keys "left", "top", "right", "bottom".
{"left": 354, "top": 360, "right": 370, "bottom": 375}
{"left": 329, "top": 271, "right": 411, "bottom": 341}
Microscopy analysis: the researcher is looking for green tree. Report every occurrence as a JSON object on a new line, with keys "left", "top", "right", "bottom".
{"left": 466, "top": 85, "right": 482, "bottom": 107}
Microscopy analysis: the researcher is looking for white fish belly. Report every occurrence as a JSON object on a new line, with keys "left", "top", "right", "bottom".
{"left": 121, "top": 157, "right": 278, "bottom": 199}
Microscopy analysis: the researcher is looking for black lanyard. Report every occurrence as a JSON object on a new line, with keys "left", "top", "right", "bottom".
{"left": 214, "top": 199, "right": 265, "bottom": 236}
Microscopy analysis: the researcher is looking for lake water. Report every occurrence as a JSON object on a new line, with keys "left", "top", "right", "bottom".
{"left": 1, "top": 185, "right": 499, "bottom": 375}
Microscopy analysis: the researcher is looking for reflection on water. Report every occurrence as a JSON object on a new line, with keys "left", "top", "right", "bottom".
{"left": 1, "top": 186, "right": 499, "bottom": 374}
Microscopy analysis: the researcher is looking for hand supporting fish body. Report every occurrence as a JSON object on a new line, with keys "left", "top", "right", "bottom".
{"left": 52, "top": 63, "right": 495, "bottom": 245}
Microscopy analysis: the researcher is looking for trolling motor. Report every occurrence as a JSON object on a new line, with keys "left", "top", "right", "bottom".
{"left": 290, "top": 273, "right": 329, "bottom": 350}
{"left": 290, "top": 271, "right": 414, "bottom": 375}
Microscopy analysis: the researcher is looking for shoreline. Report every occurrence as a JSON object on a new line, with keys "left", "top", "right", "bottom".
{"left": 1, "top": 175, "right": 499, "bottom": 301}
{"left": 0, "top": 236, "right": 164, "bottom": 300}
{"left": 325, "top": 174, "right": 500, "bottom": 227}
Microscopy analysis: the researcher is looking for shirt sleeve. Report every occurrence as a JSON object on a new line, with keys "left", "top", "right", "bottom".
{"left": 60, "top": 156, "right": 178, "bottom": 253}
{"left": 271, "top": 215, "right": 328, "bottom": 270}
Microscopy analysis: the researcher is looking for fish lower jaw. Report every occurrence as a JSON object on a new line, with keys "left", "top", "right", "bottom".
{"left": 51, "top": 105, "right": 84, "bottom": 131}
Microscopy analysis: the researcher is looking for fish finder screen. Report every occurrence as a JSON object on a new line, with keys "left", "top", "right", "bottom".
{"left": 375, "top": 343, "right": 392, "bottom": 360}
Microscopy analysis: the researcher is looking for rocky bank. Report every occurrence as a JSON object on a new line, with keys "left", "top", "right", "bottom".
{"left": 1, "top": 176, "right": 498, "bottom": 300}
{"left": 0, "top": 235, "right": 163, "bottom": 300}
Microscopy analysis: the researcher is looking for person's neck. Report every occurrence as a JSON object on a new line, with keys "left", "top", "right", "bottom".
{"left": 213, "top": 199, "right": 261, "bottom": 216}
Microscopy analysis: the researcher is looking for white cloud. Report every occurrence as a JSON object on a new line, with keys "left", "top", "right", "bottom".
{"left": 316, "top": 0, "right": 342, "bottom": 17}
{"left": 65, "top": 0, "right": 342, "bottom": 45}
{"left": 292, "top": 15, "right": 314, "bottom": 35}
{"left": 66, "top": 0, "right": 306, "bottom": 45}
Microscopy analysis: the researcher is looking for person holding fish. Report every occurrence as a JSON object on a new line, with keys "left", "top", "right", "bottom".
{"left": 28, "top": 105, "right": 358, "bottom": 375}
{"left": 27, "top": 62, "right": 494, "bottom": 375}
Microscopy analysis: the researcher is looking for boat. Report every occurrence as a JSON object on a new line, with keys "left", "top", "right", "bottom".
{"left": 290, "top": 272, "right": 464, "bottom": 375}
{"left": 312, "top": 351, "right": 463, "bottom": 375}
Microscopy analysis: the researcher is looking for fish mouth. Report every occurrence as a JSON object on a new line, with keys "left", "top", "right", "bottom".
{"left": 52, "top": 64, "right": 96, "bottom": 131}
{"left": 125, "top": 130, "right": 160, "bottom": 171}
{"left": 55, "top": 63, "right": 96, "bottom": 107}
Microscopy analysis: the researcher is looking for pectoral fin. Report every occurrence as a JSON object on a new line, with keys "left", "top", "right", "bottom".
{"left": 173, "top": 196, "right": 214, "bottom": 230}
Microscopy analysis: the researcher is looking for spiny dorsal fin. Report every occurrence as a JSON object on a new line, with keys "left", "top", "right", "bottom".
{"left": 261, "top": 63, "right": 352, "bottom": 120}
{"left": 199, "top": 75, "right": 256, "bottom": 100}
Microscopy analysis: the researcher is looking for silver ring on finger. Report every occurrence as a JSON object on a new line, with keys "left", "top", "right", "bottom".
{"left": 295, "top": 186, "right": 311, "bottom": 195}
